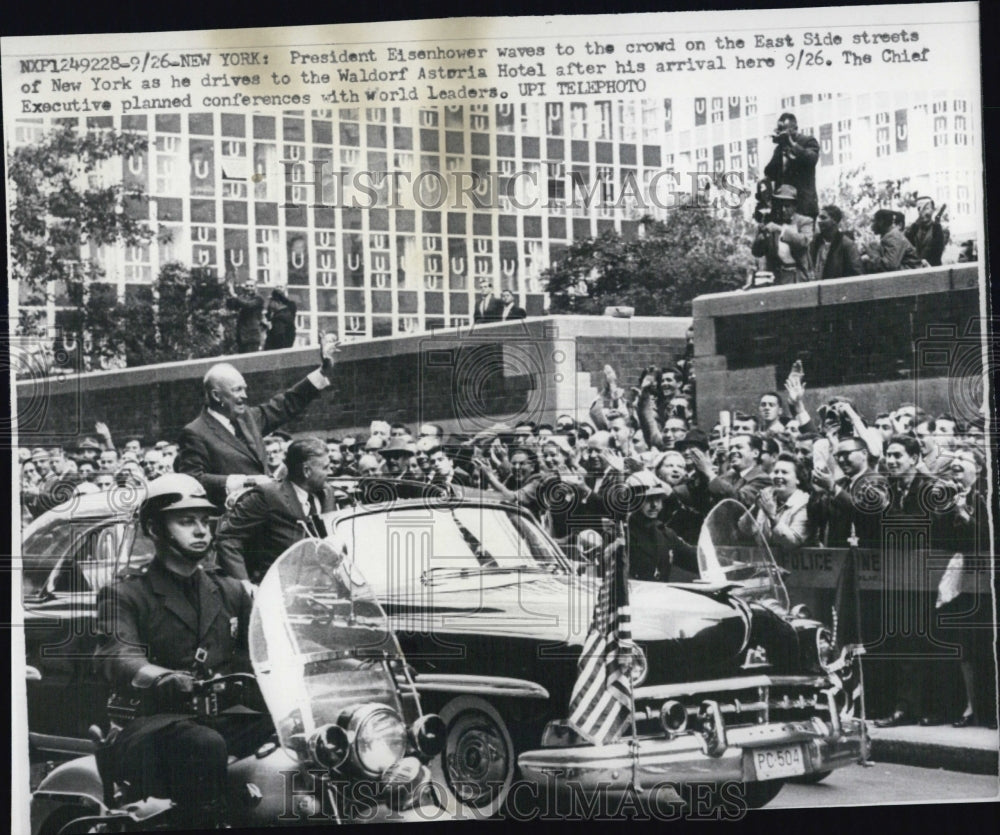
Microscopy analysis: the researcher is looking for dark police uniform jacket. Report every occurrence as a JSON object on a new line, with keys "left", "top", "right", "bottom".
{"left": 95, "top": 559, "right": 253, "bottom": 696}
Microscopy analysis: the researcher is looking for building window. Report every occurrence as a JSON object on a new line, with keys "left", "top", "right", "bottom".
{"left": 547, "top": 161, "right": 566, "bottom": 203}
{"left": 521, "top": 103, "right": 542, "bottom": 135}
{"left": 710, "top": 97, "right": 724, "bottom": 124}
{"left": 956, "top": 185, "right": 970, "bottom": 216}
{"left": 933, "top": 116, "right": 948, "bottom": 147}
{"left": 546, "top": 102, "right": 564, "bottom": 136}
{"left": 618, "top": 101, "right": 637, "bottom": 141}
{"left": 745, "top": 96, "right": 757, "bottom": 116}
{"left": 124, "top": 244, "right": 152, "bottom": 283}
{"left": 876, "top": 126, "right": 891, "bottom": 158}
{"left": 642, "top": 99, "right": 661, "bottom": 140}
{"left": 570, "top": 103, "right": 588, "bottom": 140}
{"left": 954, "top": 115, "right": 969, "bottom": 145}
{"left": 596, "top": 101, "right": 613, "bottom": 140}
{"left": 932, "top": 100, "right": 947, "bottom": 115}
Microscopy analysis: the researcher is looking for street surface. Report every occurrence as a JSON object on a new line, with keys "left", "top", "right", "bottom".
{"left": 773, "top": 761, "right": 998, "bottom": 807}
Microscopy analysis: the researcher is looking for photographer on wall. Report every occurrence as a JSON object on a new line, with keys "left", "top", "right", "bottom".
{"left": 763, "top": 112, "right": 820, "bottom": 219}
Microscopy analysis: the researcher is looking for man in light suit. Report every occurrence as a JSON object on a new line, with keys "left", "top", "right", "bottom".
{"left": 175, "top": 342, "right": 337, "bottom": 506}
{"left": 499, "top": 289, "right": 527, "bottom": 321}
{"left": 214, "top": 438, "right": 337, "bottom": 584}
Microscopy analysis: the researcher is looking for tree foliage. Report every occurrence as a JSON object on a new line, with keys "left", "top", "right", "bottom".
{"left": 8, "top": 124, "right": 152, "bottom": 299}
{"left": 543, "top": 209, "right": 754, "bottom": 316}
{"left": 64, "top": 263, "right": 236, "bottom": 369}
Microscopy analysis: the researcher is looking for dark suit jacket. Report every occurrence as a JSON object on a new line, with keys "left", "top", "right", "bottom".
{"left": 808, "top": 230, "right": 863, "bottom": 280}
{"left": 708, "top": 465, "right": 771, "bottom": 508}
{"left": 819, "top": 471, "right": 889, "bottom": 549}
{"left": 499, "top": 304, "right": 527, "bottom": 321}
{"left": 215, "top": 480, "right": 339, "bottom": 583}
{"left": 764, "top": 134, "right": 820, "bottom": 218}
{"left": 473, "top": 295, "right": 503, "bottom": 323}
{"left": 175, "top": 375, "right": 324, "bottom": 506}
{"left": 904, "top": 221, "right": 945, "bottom": 267}
{"left": 226, "top": 292, "right": 265, "bottom": 348}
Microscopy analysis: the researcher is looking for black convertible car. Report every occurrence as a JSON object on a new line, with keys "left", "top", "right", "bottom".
{"left": 20, "top": 484, "right": 865, "bottom": 813}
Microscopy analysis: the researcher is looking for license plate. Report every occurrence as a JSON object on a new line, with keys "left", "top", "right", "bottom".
{"left": 749, "top": 745, "right": 806, "bottom": 780}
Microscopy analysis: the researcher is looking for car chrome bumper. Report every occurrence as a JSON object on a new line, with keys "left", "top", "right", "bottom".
{"left": 518, "top": 718, "right": 866, "bottom": 791}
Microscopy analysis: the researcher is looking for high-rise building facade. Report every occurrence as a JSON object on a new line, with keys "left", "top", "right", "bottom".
{"left": 11, "top": 90, "right": 979, "bottom": 352}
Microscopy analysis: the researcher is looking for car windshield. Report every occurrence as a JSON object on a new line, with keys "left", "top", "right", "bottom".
{"left": 249, "top": 538, "right": 405, "bottom": 761}
{"left": 332, "top": 504, "right": 566, "bottom": 593}
{"left": 697, "top": 499, "right": 790, "bottom": 609}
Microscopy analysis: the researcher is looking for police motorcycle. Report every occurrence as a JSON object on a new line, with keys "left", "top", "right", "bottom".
{"left": 30, "top": 536, "right": 450, "bottom": 833}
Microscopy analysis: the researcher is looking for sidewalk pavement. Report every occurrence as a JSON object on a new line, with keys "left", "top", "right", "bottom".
{"left": 867, "top": 723, "right": 999, "bottom": 775}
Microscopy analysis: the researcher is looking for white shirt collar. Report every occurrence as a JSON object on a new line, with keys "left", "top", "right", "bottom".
{"left": 290, "top": 481, "right": 312, "bottom": 514}
{"left": 207, "top": 408, "right": 235, "bottom": 435}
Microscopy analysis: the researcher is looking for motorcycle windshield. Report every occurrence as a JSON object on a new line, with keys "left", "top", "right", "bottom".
{"left": 249, "top": 538, "right": 405, "bottom": 761}
{"left": 696, "top": 499, "right": 790, "bottom": 610}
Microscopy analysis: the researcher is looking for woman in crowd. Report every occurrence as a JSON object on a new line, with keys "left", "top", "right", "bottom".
{"left": 752, "top": 452, "right": 812, "bottom": 554}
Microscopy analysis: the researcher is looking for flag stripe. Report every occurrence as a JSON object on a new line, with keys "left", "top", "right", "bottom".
{"left": 566, "top": 535, "right": 634, "bottom": 746}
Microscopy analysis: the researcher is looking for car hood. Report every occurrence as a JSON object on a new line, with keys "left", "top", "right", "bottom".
{"left": 380, "top": 570, "right": 749, "bottom": 652}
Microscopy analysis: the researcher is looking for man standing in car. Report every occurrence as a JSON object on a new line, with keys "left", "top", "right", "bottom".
{"left": 94, "top": 474, "right": 267, "bottom": 830}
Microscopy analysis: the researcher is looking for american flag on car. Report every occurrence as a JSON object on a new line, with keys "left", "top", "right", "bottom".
{"left": 566, "top": 537, "right": 634, "bottom": 745}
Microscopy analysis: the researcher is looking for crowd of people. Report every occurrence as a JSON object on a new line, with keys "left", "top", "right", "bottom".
{"left": 18, "top": 325, "right": 992, "bottom": 731}
{"left": 747, "top": 111, "right": 974, "bottom": 288}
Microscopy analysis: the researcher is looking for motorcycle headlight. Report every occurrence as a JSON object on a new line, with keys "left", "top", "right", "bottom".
{"left": 341, "top": 704, "right": 408, "bottom": 777}
{"left": 816, "top": 627, "right": 837, "bottom": 671}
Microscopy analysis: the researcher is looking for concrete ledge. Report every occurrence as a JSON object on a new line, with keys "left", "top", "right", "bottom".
{"left": 868, "top": 725, "right": 999, "bottom": 775}
{"left": 691, "top": 264, "right": 979, "bottom": 319}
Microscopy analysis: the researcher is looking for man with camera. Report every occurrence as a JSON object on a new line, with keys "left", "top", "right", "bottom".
{"left": 751, "top": 185, "right": 815, "bottom": 285}
{"left": 763, "top": 112, "right": 820, "bottom": 219}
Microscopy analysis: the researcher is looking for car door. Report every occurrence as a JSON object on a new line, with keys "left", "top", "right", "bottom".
{"left": 23, "top": 518, "right": 143, "bottom": 746}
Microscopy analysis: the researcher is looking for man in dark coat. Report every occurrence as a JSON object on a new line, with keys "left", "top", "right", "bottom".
{"left": 215, "top": 438, "right": 337, "bottom": 584}
{"left": 94, "top": 474, "right": 267, "bottom": 829}
{"left": 498, "top": 289, "right": 527, "bottom": 321}
{"left": 175, "top": 342, "right": 337, "bottom": 506}
{"left": 617, "top": 471, "right": 699, "bottom": 583}
{"left": 763, "top": 112, "right": 820, "bottom": 218}
{"left": 904, "top": 197, "right": 946, "bottom": 267}
{"left": 226, "top": 278, "right": 265, "bottom": 353}
{"left": 809, "top": 205, "right": 863, "bottom": 280}
{"left": 472, "top": 277, "right": 503, "bottom": 323}
{"left": 263, "top": 286, "right": 298, "bottom": 350}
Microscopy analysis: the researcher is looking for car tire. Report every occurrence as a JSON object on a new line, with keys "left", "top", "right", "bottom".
{"left": 438, "top": 696, "right": 516, "bottom": 818}
{"left": 788, "top": 769, "right": 833, "bottom": 785}
{"left": 741, "top": 779, "right": 785, "bottom": 808}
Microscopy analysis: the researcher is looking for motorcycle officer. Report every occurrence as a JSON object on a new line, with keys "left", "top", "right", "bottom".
{"left": 94, "top": 473, "right": 268, "bottom": 829}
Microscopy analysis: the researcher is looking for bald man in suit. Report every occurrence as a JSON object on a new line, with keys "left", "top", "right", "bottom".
{"left": 175, "top": 343, "right": 337, "bottom": 506}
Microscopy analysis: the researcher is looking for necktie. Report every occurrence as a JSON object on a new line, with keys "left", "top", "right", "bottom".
{"left": 309, "top": 494, "right": 328, "bottom": 538}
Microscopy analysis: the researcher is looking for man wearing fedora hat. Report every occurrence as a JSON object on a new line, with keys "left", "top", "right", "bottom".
{"left": 751, "top": 184, "right": 815, "bottom": 285}
{"left": 764, "top": 112, "right": 820, "bottom": 218}
{"left": 381, "top": 436, "right": 418, "bottom": 478}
